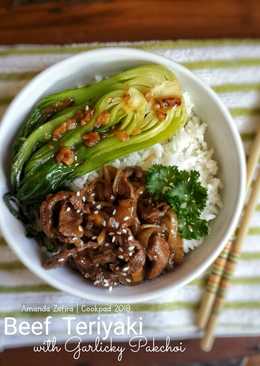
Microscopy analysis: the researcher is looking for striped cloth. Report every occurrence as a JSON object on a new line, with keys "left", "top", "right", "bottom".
{"left": 0, "top": 40, "right": 260, "bottom": 349}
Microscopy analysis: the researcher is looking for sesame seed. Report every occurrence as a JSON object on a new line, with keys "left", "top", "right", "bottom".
{"left": 85, "top": 105, "right": 90, "bottom": 111}
{"left": 103, "top": 221, "right": 107, "bottom": 227}
{"left": 118, "top": 255, "right": 124, "bottom": 260}
{"left": 82, "top": 196, "right": 86, "bottom": 202}
{"left": 123, "top": 216, "right": 130, "bottom": 221}
{"left": 105, "top": 243, "right": 110, "bottom": 247}
{"left": 92, "top": 236, "right": 97, "bottom": 240}
{"left": 122, "top": 229, "right": 127, "bottom": 234}
{"left": 115, "top": 266, "right": 120, "bottom": 271}
{"left": 128, "top": 245, "right": 135, "bottom": 251}
{"left": 129, "top": 252, "right": 133, "bottom": 257}
{"left": 90, "top": 193, "right": 95, "bottom": 197}
{"left": 128, "top": 235, "right": 134, "bottom": 240}
{"left": 94, "top": 210, "right": 99, "bottom": 214}
{"left": 76, "top": 209, "right": 81, "bottom": 214}
{"left": 119, "top": 247, "right": 124, "bottom": 252}
{"left": 96, "top": 204, "right": 101, "bottom": 209}
{"left": 94, "top": 280, "right": 100, "bottom": 286}
{"left": 78, "top": 226, "right": 83, "bottom": 232}
{"left": 108, "top": 286, "right": 113, "bottom": 292}
{"left": 122, "top": 266, "right": 129, "bottom": 272}
{"left": 66, "top": 207, "right": 71, "bottom": 212}
{"left": 126, "top": 278, "right": 131, "bottom": 283}
{"left": 112, "top": 236, "right": 116, "bottom": 243}
{"left": 112, "top": 209, "right": 116, "bottom": 215}
{"left": 116, "top": 231, "right": 122, "bottom": 235}
{"left": 108, "top": 232, "right": 114, "bottom": 236}
{"left": 76, "top": 191, "right": 80, "bottom": 197}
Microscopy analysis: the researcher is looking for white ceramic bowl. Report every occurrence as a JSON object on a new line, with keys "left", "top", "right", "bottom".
{"left": 0, "top": 48, "right": 246, "bottom": 303}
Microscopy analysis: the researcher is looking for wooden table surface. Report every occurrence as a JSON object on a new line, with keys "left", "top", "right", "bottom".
{"left": 0, "top": 0, "right": 260, "bottom": 44}
{"left": 1, "top": 0, "right": 260, "bottom": 364}
{"left": 2, "top": 337, "right": 260, "bottom": 366}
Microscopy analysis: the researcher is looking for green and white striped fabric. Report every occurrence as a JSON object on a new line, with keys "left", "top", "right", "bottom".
{"left": 0, "top": 40, "right": 260, "bottom": 348}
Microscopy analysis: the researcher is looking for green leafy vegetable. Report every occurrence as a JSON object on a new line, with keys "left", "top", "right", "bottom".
{"left": 12, "top": 64, "right": 177, "bottom": 156}
{"left": 146, "top": 164, "right": 208, "bottom": 240}
{"left": 17, "top": 103, "right": 186, "bottom": 202}
{"left": 10, "top": 64, "right": 186, "bottom": 202}
{"left": 11, "top": 106, "right": 82, "bottom": 189}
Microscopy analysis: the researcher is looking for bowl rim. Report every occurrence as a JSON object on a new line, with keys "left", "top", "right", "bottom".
{"left": 0, "top": 47, "right": 246, "bottom": 303}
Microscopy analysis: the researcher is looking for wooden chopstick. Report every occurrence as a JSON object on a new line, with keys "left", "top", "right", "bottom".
{"left": 197, "top": 127, "right": 260, "bottom": 330}
{"left": 246, "top": 126, "right": 260, "bottom": 186}
{"left": 201, "top": 170, "right": 260, "bottom": 351}
{"left": 196, "top": 241, "right": 232, "bottom": 329}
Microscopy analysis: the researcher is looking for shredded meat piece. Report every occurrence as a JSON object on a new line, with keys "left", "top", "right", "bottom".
{"left": 115, "top": 199, "right": 136, "bottom": 226}
{"left": 138, "top": 195, "right": 169, "bottom": 224}
{"left": 95, "top": 111, "right": 110, "bottom": 127}
{"left": 161, "top": 211, "right": 184, "bottom": 265}
{"left": 137, "top": 226, "right": 160, "bottom": 248}
{"left": 40, "top": 191, "right": 73, "bottom": 238}
{"left": 114, "top": 130, "right": 129, "bottom": 142}
{"left": 164, "top": 97, "right": 182, "bottom": 107}
{"left": 128, "top": 240, "right": 146, "bottom": 273}
{"left": 83, "top": 131, "right": 101, "bottom": 147}
{"left": 157, "top": 111, "right": 167, "bottom": 121}
{"left": 59, "top": 203, "right": 83, "bottom": 238}
{"left": 55, "top": 147, "right": 75, "bottom": 166}
{"left": 80, "top": 108, "right": 94, "bottom": 125}
{"left": 52, "top": 118, "right": 77, "bottom": 140}
{"left": 154, "top": 96, "right": 182, "bottom": 120}
{"left": 146, "top": 234, "right": 170, "bottom": 279}
{"left": 39, "top": 165, "right": 184, "bottom": 288}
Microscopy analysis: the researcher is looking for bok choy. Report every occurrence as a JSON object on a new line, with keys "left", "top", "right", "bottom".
{"left": 9, "top": 64, "right": 187, "bottom": 204}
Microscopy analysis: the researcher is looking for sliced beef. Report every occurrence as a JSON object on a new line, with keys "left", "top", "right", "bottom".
{"left": 146, "top": 234, "right": 170, "bottom": 279}
{"left": 39, "top": 165, "right": 184, "bottom": 288}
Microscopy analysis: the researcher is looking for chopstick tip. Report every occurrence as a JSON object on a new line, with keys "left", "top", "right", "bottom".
{"left": 200, "top": 332, "right": 215, "bottom": 352}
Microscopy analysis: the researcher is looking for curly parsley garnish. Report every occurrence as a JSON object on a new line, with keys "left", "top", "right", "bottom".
{"left": 146, "top": 164, "right": 208, "bottom": 240}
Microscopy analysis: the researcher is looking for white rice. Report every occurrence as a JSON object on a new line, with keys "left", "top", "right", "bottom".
{"left": 71, "top": 93, "right": 222, "bottom": 253}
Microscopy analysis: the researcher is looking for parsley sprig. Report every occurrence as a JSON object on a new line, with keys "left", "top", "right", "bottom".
{"left": 146, "top": 165, "right": 208, "bottom": 240}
